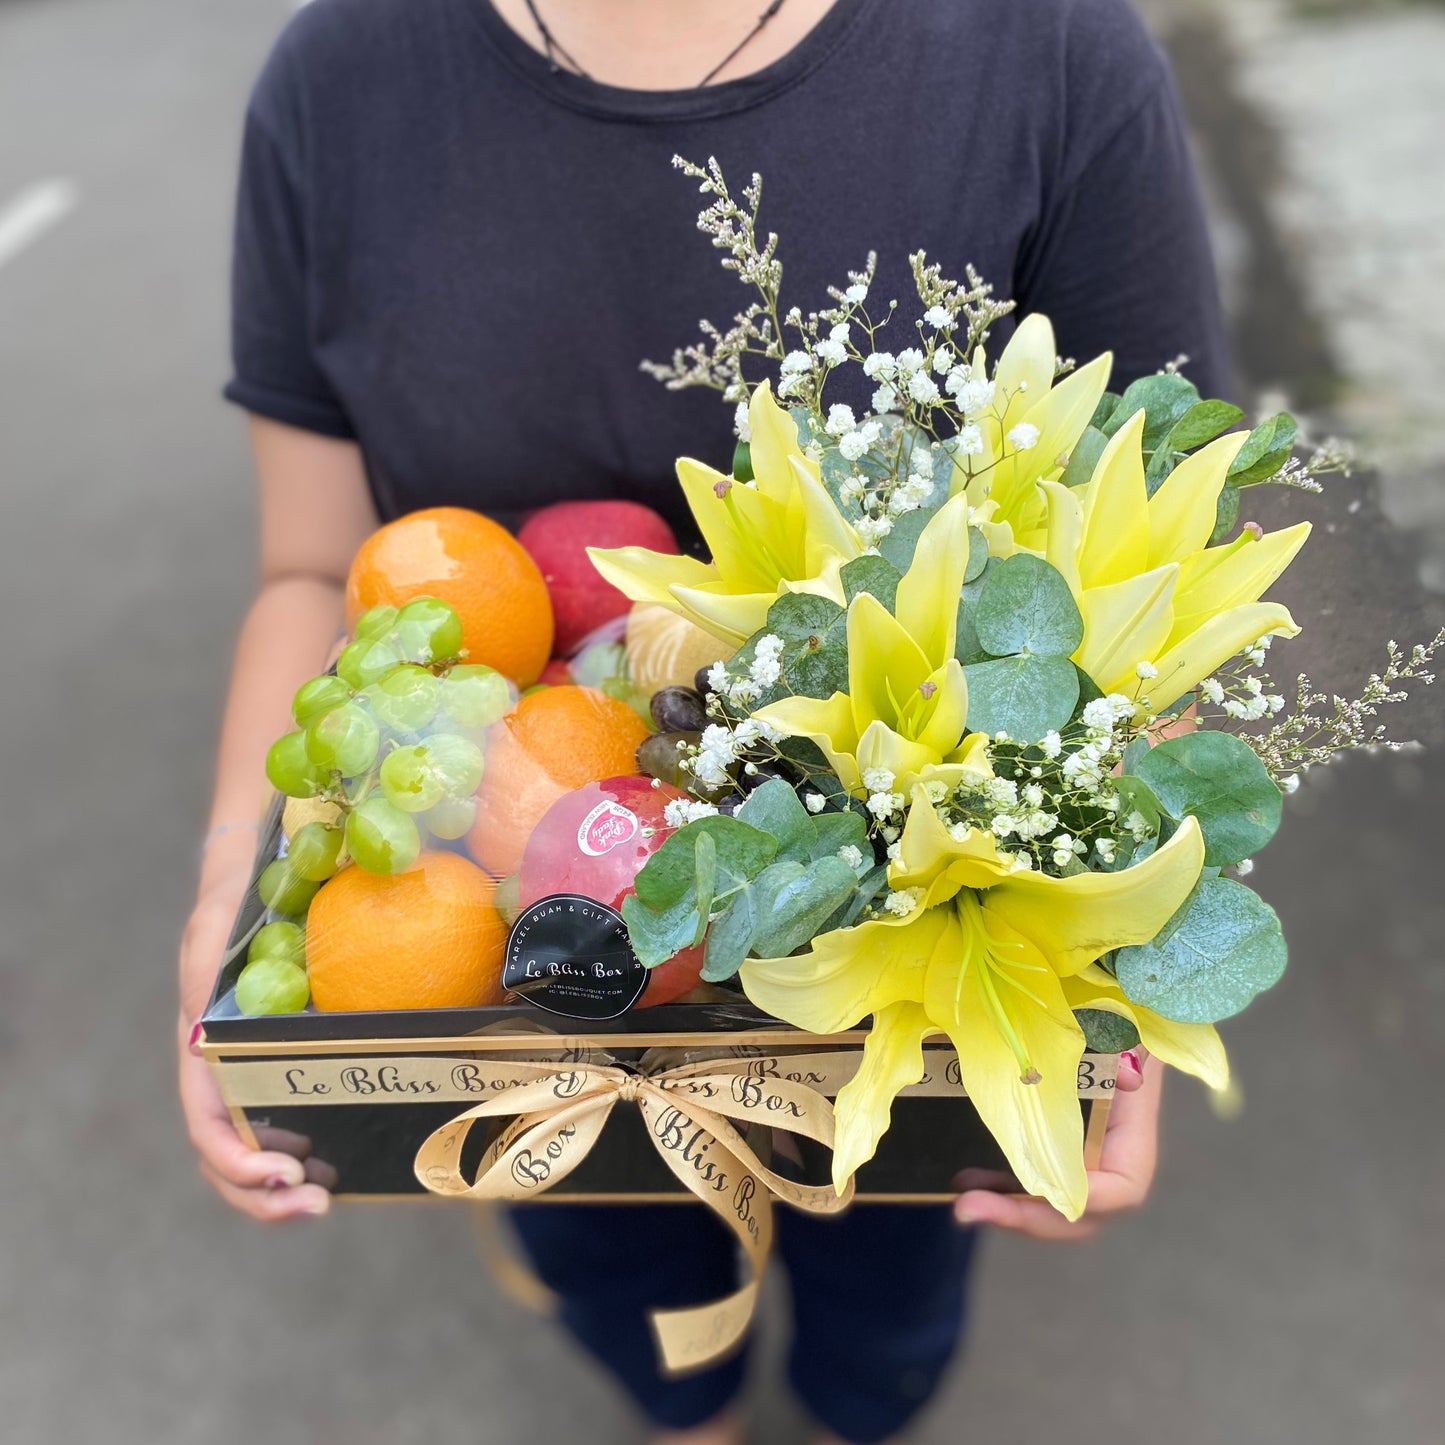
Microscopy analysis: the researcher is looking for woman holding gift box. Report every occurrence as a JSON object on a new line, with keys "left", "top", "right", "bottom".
{"left": 179, "top": 1, "right": 1224, "bottom": 1440}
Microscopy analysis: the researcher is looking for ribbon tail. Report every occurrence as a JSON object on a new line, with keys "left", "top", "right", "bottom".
{"left": 635, "top": 1091, "right": 774, "bottom": 1376}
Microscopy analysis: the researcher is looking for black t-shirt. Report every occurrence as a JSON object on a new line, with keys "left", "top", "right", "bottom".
{"left": 225, "top": 0, "right": 1229, "bottom": 543}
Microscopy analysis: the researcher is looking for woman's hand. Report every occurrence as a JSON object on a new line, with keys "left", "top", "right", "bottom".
{"left": 953, "top": 1049, "right": 1160, "bottom": 1240}
{"left": 178, "top": 840, "right": 332, "bottom": 1221}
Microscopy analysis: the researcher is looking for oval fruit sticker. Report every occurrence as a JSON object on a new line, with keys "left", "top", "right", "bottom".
{"left": 577, "top": 800, "right": 640, "bottom": 857}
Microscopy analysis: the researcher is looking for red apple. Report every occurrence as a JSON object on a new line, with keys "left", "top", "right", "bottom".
{"left": 518, "top": 501, "right": 679, "bottom": 657}
{"left": 518, "top": 774, "right": 705, "bottom": 1008}
{"left": 538, "top": 658, "right": 573, "bottom": 686}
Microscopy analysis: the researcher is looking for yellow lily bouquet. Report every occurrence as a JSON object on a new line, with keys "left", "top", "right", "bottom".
{"left": 595, "top": 158, "right": 1441, "bottom": 1220}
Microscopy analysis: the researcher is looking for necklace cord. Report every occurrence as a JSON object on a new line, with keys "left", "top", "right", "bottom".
{"left": 522, "top": 0, "right": 790, "bottom": 88}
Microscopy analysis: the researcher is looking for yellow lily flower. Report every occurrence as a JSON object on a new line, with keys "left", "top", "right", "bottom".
{"left": 741, "top": 794, "right": 1206, "bottom": 1218}
{"left": 1038, "top": 412, "right": 1311, "bottom": 702}
{"left": 949, "top": 314, "right": 1114, "bottom": 544}
{"left": 751, "top": 496, "right": 985, "bottom": 795}
{"left": 587, "top": 380, "right": 862, "bottom": 647}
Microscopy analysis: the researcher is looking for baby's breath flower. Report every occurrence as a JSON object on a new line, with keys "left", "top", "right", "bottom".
{"left": 844, "top": 283, "right": 868, "bottom": 303}
{"left": 949, "top": 375, "right": 995, "bottom": 415}
{"left": 1135, "top": 660, "right": 1158, "bottom": 680}
{"left": 824, "top": 403, "right": 856, "bottom": 436}
{"left": 1006, "top": 422, "right": 1040, "bottom": 452}
{"left": 862, "top": 351, "right": 895, "bottom": 380}
{"left": 954, "top": 424, "right": 984, "bottom": 456}
{"left": 923, "top": 305, "right": 955, "bottom": 329}
{"left": 837, "top": 843, "right": 864, "bottom": 869}
{"left": 805, "top": 792, "right": 826, "bottom": 813}
{"left": 663, "top": 798, "right": 719, "bottom": 827}
{"left": 881, "top": 887, "right": 924, "bottom": 918}
{"left": 733, "top": 401, "right": 752, "bottom": 442}
{"left": 895, "top": 347, "right": 925, "bottom": 375}
{"left": 907, "top": 371, "right": 941, "bottom": 404}
{"left": 1040, "top": 730, "right": 1062, "bottom": 759}
{"left": 815, "top": 337, "right": 847, "bottom": 366}
{"left": 871, "top": 385, "right": 899, "bottom": 413}
{"left": 932, "top": 345, "right": 955, "bottom": 375}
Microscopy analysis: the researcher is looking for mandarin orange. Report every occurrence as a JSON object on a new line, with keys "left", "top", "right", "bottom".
{"left": 306, "top": 851, "right": 508, "bottom": 1011}
{"left": 467, "top": 685, "right": 652, "bottom": 877}
{"left": 345, "top": 507, "right": 553, "bottom": 686}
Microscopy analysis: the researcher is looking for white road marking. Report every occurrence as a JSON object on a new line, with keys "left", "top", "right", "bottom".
{"left": 0, "top": 179, "right": 79, "bottom": 272}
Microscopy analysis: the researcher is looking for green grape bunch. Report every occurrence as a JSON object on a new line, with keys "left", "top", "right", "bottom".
{"left": 240, "top": 597, "right": 517, "bottom": 1016}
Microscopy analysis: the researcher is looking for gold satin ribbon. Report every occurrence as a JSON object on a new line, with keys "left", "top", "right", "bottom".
{"left": 412, "top": 1055, "right": 854, "bottom": 1374}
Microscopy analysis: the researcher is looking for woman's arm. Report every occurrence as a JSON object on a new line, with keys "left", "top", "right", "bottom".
{"left": 178, "top": 417, "right": 378, "bottom": 1220}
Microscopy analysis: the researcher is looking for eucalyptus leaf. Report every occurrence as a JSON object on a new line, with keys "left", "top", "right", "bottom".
{"left": 974, "top": 553, "right": 1084, "bottom": 657}
{"left": 622, "top": 891, "right": 706, "bottom": 970}
{"left": 1115, "top": 877, "right": 1287, "bottom": 1023}
{"left": 1135, "top": 731, "right": 1283, "bottom": 867}
{"left": 963, "top": 525, "right": 990, "bottom": 583}
{"left": 1074, "top": 1008, "right": 1141, "bottom": 1054}
{"left": 692, "top": 829, "right": 717, "bottom": 946}
{"left": 750, "top": 856, "right": 859, "bottom": 959}
{"left": 1121, "top": 736, "right": 1152, "bottom": 776}
{"left": 632, "top": 816, "right": 777, "bottom": 910}
{"left": 841, "top": 554, "right": 901, "bottom": 612}
{"left": 1060, "top": 426, "right": 1109, "bottom": 490}
{"left": 1089, "top": 392, "right": 1121, "bottom": 431}
{"left": 878, "top": 506, "right": 936, "bottom": 571}
{"left": 766, "top": 592, "right": 846, "bottom": 647}
{"left": 811, "top": 808, "right": 871, "bottom": 868}
{"left": 737, "top": 777, "right": 816, "bottom": 864}
{"left": 964, "top": 654, "right": 1080, "bottom": 742}
{"left": 701, "top": 889, "right": 756, "bottom": 982}
{"left": 1074, "top": 663, "right": 1104, "bottom": 709}
{"left": 1114, "top": 773, "right": 1164, "bottom": 835}
{"left": 955, "top": 600, "right": 988, "bottom": 666}
{"left": 788, "top": 641, "right": 851, "bottom": 699}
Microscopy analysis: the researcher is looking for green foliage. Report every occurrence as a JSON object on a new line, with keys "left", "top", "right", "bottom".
{"left": 1115, "top": 877, "right": 1287, "bottom": 1023}
{"left": 730, "top": 592, "right": 851, "bottom": 703}
{"left": 963, "top": 654, "right": 1080, "bottom": 743}
{"left": 973, "top": 553, "right": 1084, "bottom": 657}
{"left": 1146, "top": 400, "right": 1246, "bottom": 494}
{"left": 626, "top": 779, "right": 875, "bottom": 982}
{"left": 1228, "top": 413, "right": 1298, "bottom": 486}
{"left": 963, "top": 525, "right": 990, "bottom": 583}
{"left": 1134, "top": 731, "right": 1283, "bottom": 867}
{"left": 840, "top": 554, "right": 901, "bottom": 612}
{"left": 1100, "top": 373, "right": 1201, "bottom": 450}
{"left": 732, "top": 440, "right": 754, "bottom": 483}
{"left": 1060, "top": 426, "right": 1109, "bottom": 489}
{"left": 1074, "top": 1008, "right": 1141, "bottom": 1054}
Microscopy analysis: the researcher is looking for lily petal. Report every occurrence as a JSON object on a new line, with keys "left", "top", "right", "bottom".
{"left": 894, "top": 494, "right": 973, "bottom": 665}
{"left": 1170, "top": 522, "right": 1312, "bottom": 639}
{"left": 927, "top": 895, "right": 1090, "bottom": 1218}
{"left": 1150, "top": 602, "right": 1301, "bottom": 710}
{"left": 847, "top": 591, "right": 933, "bottom": 739}
{"left": 586, "top": 546, "right": 722, "bottom": 612}
{"left": 668, "top": 583, "right": 778, "bottom": 647}
{"left": 1040, "top": 480, "right": 1084, "bottom": 596}
{"left": 1061, "top": 965, "right": 1230, "bottom": 1092}
{"left": 741, "top": 904, "right": 958, "bottom": 1034}
{"left": 984, "top": 816, "right": 1205, "bottom": 975}
{"left": 747, "top": 380, "right": 819, "bottom": 504}
{"left": 1078, "top": 411, "right": 1150, "bottom": 588}
{"left": 1147, "top": 432, "right": 1249, "bottom": 567}
{"left": 676, "top": 458, "right": 778, "bottom": 593}
{"left": 830, "top": 1001, "right": 935, "bottom": 1190}
{"left": 1074, "top": 563, "right": 1179, "bottom": 696}
{"left": 752, "top": 691, "right": 860, "bottom": 793}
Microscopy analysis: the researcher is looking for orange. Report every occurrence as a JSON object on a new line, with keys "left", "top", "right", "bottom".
{"left": 306, "top": 851, "right": 508, "bottom": 1011}
{"left": 346, "top": 506, "right": 554, "bottom": 687}
{"left": 468, "top": 685, "right": 651, "bottom": 877}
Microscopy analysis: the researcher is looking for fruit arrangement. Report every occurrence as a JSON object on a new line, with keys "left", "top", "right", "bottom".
{"left": 228, "top": 500, "right": 735, "bottom": 1019}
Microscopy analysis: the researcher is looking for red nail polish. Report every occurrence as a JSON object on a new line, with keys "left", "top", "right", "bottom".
{"left": 1120, "top": 1049, "right": 1141, "bottom": 1074}
{"left": 266, "top": 1175, "right": 291, "bottom": 1191}
{"left": 187, "top": 1022, "right": 204, "bottom": 1053}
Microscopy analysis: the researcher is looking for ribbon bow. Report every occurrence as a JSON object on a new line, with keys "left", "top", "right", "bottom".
{"left": 413, "top": 1054, "right": 854, "bottom": 1373}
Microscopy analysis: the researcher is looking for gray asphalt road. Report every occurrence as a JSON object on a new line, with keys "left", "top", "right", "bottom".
{"left": 1, "top": 2, "right": 1440, "bottom": 1443}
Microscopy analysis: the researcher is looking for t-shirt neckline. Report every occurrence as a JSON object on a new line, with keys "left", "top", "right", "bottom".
{"left": 467, "top": 0, "right": 877, "bottom": 122}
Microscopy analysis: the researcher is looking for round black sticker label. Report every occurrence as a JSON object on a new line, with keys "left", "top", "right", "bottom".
{"left": 502, "top": 894, "right": 650, "bottom": 1020}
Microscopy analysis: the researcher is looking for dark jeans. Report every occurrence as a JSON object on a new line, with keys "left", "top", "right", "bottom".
{"left": 509, "top": 1202, "right": 979, "bottom": 1444}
